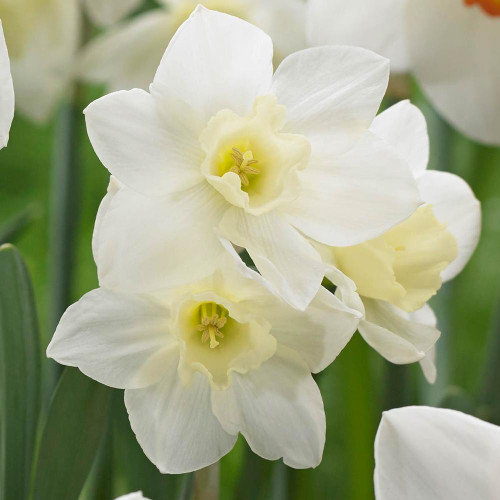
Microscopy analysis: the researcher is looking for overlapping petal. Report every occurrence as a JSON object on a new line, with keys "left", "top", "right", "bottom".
{"left": 375, "top": 406, "right": 500, "bottom": 499}
{"left": 47, "top": 288, "right": 175, "bottom": 389}
{"left": 0, "top": 20, "right": 14, "bottom": 149}
{"left": 151, "top": 6, "right": 273, "bottom": 123}
{"left": 212, "top": 346, "right": 325, "bottom": 469}
{"left": 125, "top": 358, "right": 237, "bottom": 474}
{"left": 272, "top": 46, "right": 390, "bottom": 155}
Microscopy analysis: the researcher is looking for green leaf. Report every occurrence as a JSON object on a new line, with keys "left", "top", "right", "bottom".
{"left": 0, "top": 244, "right": 41, "bottom": 500}
{"left": 32, "top": 367, "right": 112, "bottom": 500}
{"left": 0, "top": 204, "right": 40, "bottom": 245}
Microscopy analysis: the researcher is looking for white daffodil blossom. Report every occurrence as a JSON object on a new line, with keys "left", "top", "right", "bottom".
{"left": 315, "top": 101, "right": 481, "bottom": 381}
{"left": 85, "top": 7, "right": 420, "bottom": 310}
{"left": 0, "top": 0, "right": 80, "bottom": 123}
{"left": 0, "top": 19, "right": 14, "bottom": 149}
{"left": 375, "top": 406, "right": 500, "bottom": 499}
{"left": 115, "top": 492, "right": 151, "bottom": 500}
{"left": 83, "top": 0, "right": 143, "bottom": 27}
{"left": 47, "top": 244, "right": 361, "bottom": 473}
{"left": 308, "top": 0, "right": 500, "bottom": 146}
{"left": 78, "top": 0, "right": 306, "bottom": 93}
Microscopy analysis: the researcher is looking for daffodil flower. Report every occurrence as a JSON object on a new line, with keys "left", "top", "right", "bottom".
{"left": 315, "top": 101, "right": 481, "bottom": 381}
{"left": 375, "top": 406, "right": 500, "bottom": 499}
{"left": 308, "top": 0, "right": 500, "bottom": 146}
{"left": 85, "top": 7, "right": 420, "bottom": 310}
{"left": 83, "top": 0, "right": 143, "bottom": 27}
{"left": 77, "top": 0, "right": 307, "bottom": 92}
{"left": 0, "top": 19, "right": 14, "bottom": 148}
{"left": 47, "top": 246, "right": 361, "bottom": 473}
{"left": 0, "top": 0, "right": 80, "bottom": 123}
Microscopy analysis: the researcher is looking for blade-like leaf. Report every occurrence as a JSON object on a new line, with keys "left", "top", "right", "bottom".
{"left": 0, "top": 204, "right": 40, "bottom": 245}
{"left": 0, "top": 244, "right": 41, "bottom": 500}
{"left": 32, "top": 367, "right": 112, "bottom": 500}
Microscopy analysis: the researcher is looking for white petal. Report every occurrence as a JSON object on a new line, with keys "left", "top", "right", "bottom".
{"left": 417, "top": 170, "right": 481, "bottom": 282}
{"left": 0, "top": 20, "right": 14, "bottom": 149}
{"left": 84, "top": 88, "right": 203, "bottom": 196}
{"left": 370, "top": 100, "right": 429, "bottom": 177}
{"left": 410, "top": 304, "right": 438, "bottom": 383}
{"left": 218, "top": 207, "right": 324, "bottom": 310}
{"left": 47, "top": 288, "right": 175, "bottom": 389}
{"left": 151, "top": 6, "right": 273, "bottom": 123}
{"left": 307, "top": 0, "right": 410, "bottom": 73}
{"left": 375, "top": 406, "right": 500, "bottom": 499}
{"left": 358, "top": 299, "right": 440, "bottom": 364}
{"left": 10, "top": 0, "right": 80, "bottom": 123}
{"left": 258, "top": 286, "right": 360, "bottom": 373}
{"left": 125, "top": 358, "right": 237, "bottom": 474}
{"left": 272, "top": 46, "right": 389, "bottom": 155}
{"left": 79, "top": 11, "right": 174, "bottom": 92}
{"left": 211, "top": 346, "right": 325, "bottom": 469}
{"left": 94, "top": 183, "right": 228, "bottom": 293}
{"left": 406, "top": 0, "right": 500, "bottom": 145}
{"left": 85, "top": 0, "right": 143, "bottom": 26}
{"left": 285, "top": 131, "right": 421, "bottom": 246}
{"left": 115, "top": 492, "right": 150, "bottom": 500}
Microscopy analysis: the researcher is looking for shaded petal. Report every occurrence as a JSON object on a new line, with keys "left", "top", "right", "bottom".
{"left": 406, "top": 0, "right": 500, "bottom": 145}
{"left": 0, "top": 20, "right": 14, "bottom": 148}
{"left": 370, "top": 100, "right": 429, "bottom": 177}
{"left": 84, "top": 0, "right": 143, "bottom": 26}
{"left": 307, "top": 0, "right": 409, "bottom": 73}
{"left": 358, "top": 298, "right": 440, "bottom": 364}
{"left": 125, "top": 355, "right": 237, "bottom": 474}
{"left": 218, "top": 207, "right": 324, "bottom": 310}
{"left": 94, "top": 183, "right": 228, "bottom": 292}
{"left": 212, "top": 346, "right": 325, "bottom": 469}
{"left": 47, "top": 288, "right": 175, "bottom": 389}
{"left": 375, "top": 406, "right": 500, "bottom": 499}
{"left": 286, "top": 131, "right": 421, "bottom": 246}
{"left": 410, "top": 304, "right": 438, "bottom": 383}
{"left": 272, "top": 46, "right": 389, "bottom": 155}
{"left": 115, "top": 492, "right": 151, "bottom": 500}
{"left": 79, "top": 10, "right": 174, "bottom": 92}
{"left": 151, "top": 6, "right": 273, "bottom": 123}
{"left": 417, "top": 170, "right": 481, "bottom": 282}
{"left": 84, "top": 88, "right": 203, "bottom": 196}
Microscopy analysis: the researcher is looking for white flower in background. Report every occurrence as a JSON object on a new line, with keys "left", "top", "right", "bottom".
{"left": 83, "top": 0, "right": 143, "bottom": 27}
{"left": 375, "top": 406, "right": 500, "bottom": 499}
{"left": 0, "top": 19, "right": 14, "bottom": 148}
{"left": 315, "top": 101, "right": 481, "bottom": 382}
{"left": 85, "top": 7, "right": 420, "bottom": 310}
{"left": 115, "top": 492, "right": 151, "bottom": 500}
{"left": 79, "top": 0, "right": 307, "bottom": 92}
{"left": 308, "top": 0, "right": 500, "bottom": 146}
{"left": 0, "top": 0, "right": 80, "bottom": 123}
{"left": 47, "top": 246, "right": 361, "bottom": 472}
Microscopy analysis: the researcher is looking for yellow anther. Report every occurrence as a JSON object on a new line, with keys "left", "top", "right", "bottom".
{"left": 197, "top": 313, "right": 227, "bottom": 349}
{"left": 230, "top": 147, "right": 260, "bottom": 186}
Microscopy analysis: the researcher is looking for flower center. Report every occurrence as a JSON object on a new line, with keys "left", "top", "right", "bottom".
{"left": 229, "top": 148, "right": 260, "bottom": 187}
{"left": 196, "top": 302, "right": 228, "bottom": 349}
{"left": 464, "top": 0, "right": 500, "bottom": 16}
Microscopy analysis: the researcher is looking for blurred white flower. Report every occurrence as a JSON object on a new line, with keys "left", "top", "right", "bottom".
{"left": 85, "top": 7, "right": 420, "bottom": 310}
{"left": 0, "top": 0, "right": 80, "bottom": 123}
{"left": 78, "top": 0, "right": 307, "bottom": 92}
{"left": 316, "top": 101, "right": 481, "bottom": 382}
{"left": 375, "top": 406, "right": 500, "bottom": 499}
{"left": 308, "top": 0, "right": 500, "bottom": 146}
{"left": 47, "top": 246, "right": 361, "bottom": 473}
{"left": 0, "top": 19, "right": 14, "bottom": 148}
{"left": 83, "top": 0, "right": 143, "bottom": 27}
{"left": 115, "top": 492, "right": 151, "bottom": 500}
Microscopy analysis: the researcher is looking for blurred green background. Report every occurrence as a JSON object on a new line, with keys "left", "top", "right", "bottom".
{"left": 1, "top": 77, "right": 500, "bottom": 499}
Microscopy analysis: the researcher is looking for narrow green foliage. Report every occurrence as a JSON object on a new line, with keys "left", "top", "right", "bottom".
{"left": 32, "top": 367, "right": 112, "bottom": 500}
{"left": 0, "top": 244, "right": 41, "bottom": 500}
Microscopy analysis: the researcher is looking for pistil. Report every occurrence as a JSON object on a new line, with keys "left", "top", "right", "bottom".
{"left": 230, "top": 147, "right": 260, "bottom": 186}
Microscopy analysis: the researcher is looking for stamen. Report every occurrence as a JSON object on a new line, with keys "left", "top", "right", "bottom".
{"left": 230, "top": 147, "right": 260, "bottom": 186}
{"left": 196, "top": 305, "right": 228, "bottom": 349}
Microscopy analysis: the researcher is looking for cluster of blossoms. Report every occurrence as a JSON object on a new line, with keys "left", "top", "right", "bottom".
{"left": 42, "top": 6, "right": 481, "bottom": 473}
